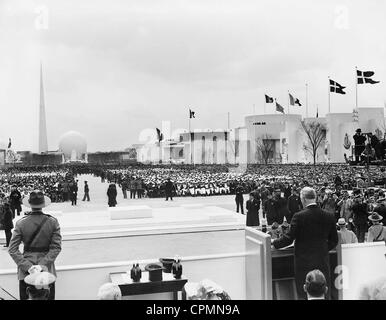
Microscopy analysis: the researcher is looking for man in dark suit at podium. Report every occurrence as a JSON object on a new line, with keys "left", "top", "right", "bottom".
{"left": 272, "top": 187, "right": 338, "bottom": 299}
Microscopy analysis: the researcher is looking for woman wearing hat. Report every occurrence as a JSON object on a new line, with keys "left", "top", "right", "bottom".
{"left": 107, "top": 184, "right": 118, "bottom": 207}
{"left": 367, "top": 212, "right": 386, "bottom": 243}
{"left": 337, "top": 218, "right": 357, "bottom": 244}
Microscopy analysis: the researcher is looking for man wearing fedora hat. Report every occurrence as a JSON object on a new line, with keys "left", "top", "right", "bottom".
{"left": 8, "top": 191, "right": 62, "bottom": 300}
{"left": 367, "top": 212, "right": 386, "bottom": 243}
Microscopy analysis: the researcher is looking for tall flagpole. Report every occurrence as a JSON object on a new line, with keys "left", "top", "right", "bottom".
{"left": 275, "top": 99, "right": 277, "bottom": 114}
{"left": 305, "top": 83, "right": 309, "bottom": 118}
{"left": 355, "top": 66, "right": 358, "bottom": 109}
{"left": 328, "top": 76, "right": 331, "bottom": 114}
{"left": 226, "top": 112, "right": 230, "bottom": 164}
{"left": 263, "top": 94, "right": 266, "bottom": 114}
{"left": 287, "top": 91, "right": 290, "bottom": 114}
{"left": 189, "top": 110, "right": 193, "bottom": 165}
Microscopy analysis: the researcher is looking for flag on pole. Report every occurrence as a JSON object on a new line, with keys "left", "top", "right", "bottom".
{"left": 276, "top": 101, "right": 284, "bottom": 114}
{"left": 357, "top": 70, "right": 379, "bottom": 84}
{"left": 329, "top": 79, "right": 346, "bottom": 94}
{"left": 7, "top": 138, "right": 11, "bottom": 149}
{"left": 265, "top": 94, "right": 274, "bottom": 103}
{"left": 289, "top": 93, "right": 302, "bottom": 106}
{"left": 316, "top": 106, "right": 319, "bottom": 118}
{"left": 156, "top": 128, "right": 163, "bottom": 142}
{"left": 189, "top": 109, "right": 196, "bottom": 118}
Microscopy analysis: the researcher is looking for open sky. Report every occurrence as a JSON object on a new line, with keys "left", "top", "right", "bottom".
{"left": 0, "top": 0, "right": 385, "bottom": 152}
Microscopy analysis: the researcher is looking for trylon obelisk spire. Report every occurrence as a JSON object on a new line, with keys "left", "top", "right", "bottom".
{"left": 39, "top": 62, "right": 48, "bottom": 153}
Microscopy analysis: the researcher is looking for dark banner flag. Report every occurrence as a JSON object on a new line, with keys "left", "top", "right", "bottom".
{"left": 189, "top": 109, "right": 196, "bottom": 119}
{"left": 156, "top": 128, "right": 163, "bottom": 142}
{"left": 357, "top": 70, "right": 380, "bottom": 84}
{"left": 276, "top": 101, "right": 284, "bottom": 114}
{"left": 289, "top": 93, "right": 302, "bottom": 106}
{"left": 330, "top": 79, "right": 346, "bottom": 94}
{"left": 7, "top": 138, "right": 11, "bottom": 149}
{"left": 265, "top": 94, "right": 274, "bottom": 103}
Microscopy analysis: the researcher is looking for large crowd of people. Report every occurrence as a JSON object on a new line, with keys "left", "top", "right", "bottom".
{"left": 1, "top": 162, "right": 386, "bottom": 301}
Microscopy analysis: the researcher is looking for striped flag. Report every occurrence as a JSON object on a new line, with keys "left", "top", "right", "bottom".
{"left": 276, "top": 101, "right": 284, "bottom": 114}
{"left": 289, "top": 93, "right": 302, "bottom": 106}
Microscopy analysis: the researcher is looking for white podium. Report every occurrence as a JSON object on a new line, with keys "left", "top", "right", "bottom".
{"left": 109, "top": 205, "right": 153, "bottom": 220}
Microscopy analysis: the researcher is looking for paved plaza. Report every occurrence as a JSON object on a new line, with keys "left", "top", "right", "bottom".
{"left": 0, "top": 174, "right": 247, "bottom": 271}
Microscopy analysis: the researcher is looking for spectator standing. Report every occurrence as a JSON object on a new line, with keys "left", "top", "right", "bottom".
{"left": 246, "top": 192, "right": 260, "bottom": 227}
{"left": 337, "top": 191, "right": 353, "bottom": 223}
{"left": 82, "top": 181, "right": 90, "bottom": 202}
{"left": 264, "top": 193, "right": 277, "bottom": 225}
{"left": 322, "top": 190, "right": 338, "bottom": 221}
{"left": 164, "top": 178, "right": 175, "bottom": 201}
{"left": 337, "top": 218, "right": 358, "bottom": 244}
{"left": 367, "top": 212, "right": 386, "bottom": 242}
{"left": 9, "top": 186, "right": 22, "bottom": 218}
{"left": 374, "top": 193, "right": 386, "bottom": 226}
{"left": 235, "top": 184, "right": 244, "bottom": 214}
{"left": 121, "top": 179, "right": 128, "bottom": 199}
{"left": 352, "top": 195, "right": 368, "bottom": 243}
{"left": 129, "top": 177, "right": 136, "bottom": 199}
{"left": 287, "top": 188, "right": 302, "bottom": 223}
{"left": 272, "top": 189, "right": 288, "bottom": 224}
{"left": 69, "top": 181, "right": 77, "bottom": 206}
{"left": 0, "top": 201, "right": 14, "bottom": 247}
{"left": 107, "top": 184, "right": 118, "bottom": 207}
{"left": 137, "top": 178, "right": 144, "bottom": 199}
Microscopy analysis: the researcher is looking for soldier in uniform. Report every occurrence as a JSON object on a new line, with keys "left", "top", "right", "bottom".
{"left": 164, "top": 178, "right": 175, "bottom": 201}
{"left": 235, "top": 184, "right": 244, "bottom": 214}
{"left": 8, "top": 191, "right": 62, "bottom": 300}
{"left": 82, "top": 181, "right": 90, "bottom": 202}
{"left": 9, "top": 186, "right": 22, "bottom": 218}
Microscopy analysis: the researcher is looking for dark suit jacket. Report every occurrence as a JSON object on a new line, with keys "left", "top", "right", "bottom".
{"left": 273, "top": 204, "right": 338, "bottom": 296}
{"left": 246, "top": 199, "right": 260, "bottom": 226}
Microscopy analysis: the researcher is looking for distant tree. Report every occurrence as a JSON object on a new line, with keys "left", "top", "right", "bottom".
{"left": 301, "top": 121, "right": 326, "bottom": 165}
{"left": 255, "top": 134, "right": 275, "bottom": 164}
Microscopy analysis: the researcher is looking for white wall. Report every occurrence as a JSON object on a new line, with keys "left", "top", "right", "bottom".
{"left": 0, "top": 253, "right": 247, "bottom": 300}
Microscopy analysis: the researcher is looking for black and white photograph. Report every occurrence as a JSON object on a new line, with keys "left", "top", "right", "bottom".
{"left": 0, "top": 0, "right": 386, "bottom": 308}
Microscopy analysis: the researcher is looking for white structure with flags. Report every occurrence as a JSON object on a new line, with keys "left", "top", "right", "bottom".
{"left": 134, "top": 107, "right": 386, "bottom": 165}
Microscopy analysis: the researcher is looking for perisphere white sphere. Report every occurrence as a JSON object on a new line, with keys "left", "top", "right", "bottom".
{"left": 58, "top": 131, "right": 87, "bottom": 158}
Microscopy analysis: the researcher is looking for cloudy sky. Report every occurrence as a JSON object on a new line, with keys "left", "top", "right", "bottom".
{"left": 0, "top": 0, "right": 385, "bottom": 152}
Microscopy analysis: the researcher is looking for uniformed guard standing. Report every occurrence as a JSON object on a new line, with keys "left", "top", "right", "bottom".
{"left": 235, "top": 184, "right": 244, "bottom": 215}
{"left": 8, "top": 191, "right": 62, "bottom": 300}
